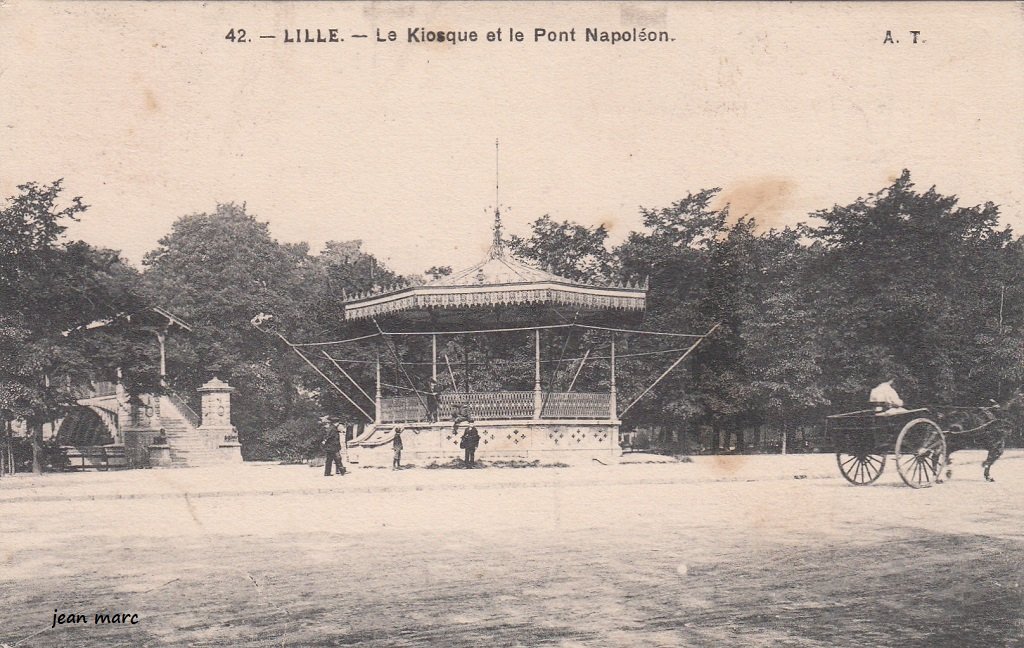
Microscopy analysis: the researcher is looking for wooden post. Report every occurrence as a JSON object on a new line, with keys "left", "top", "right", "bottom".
{"left": 533, "top": 329, "right": 542, "bottom": 419}
{"left": 609, "top": 334, "right": 617, "bottom": 421}
{"left": 375, "top": 351, "right": 382, "bottom": 424}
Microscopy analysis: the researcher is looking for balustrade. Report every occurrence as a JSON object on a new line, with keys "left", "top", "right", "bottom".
{"left": 540, "top": 392, "right": 611, "bottom": 419}
{"left": 379, "top": 391, "right": 612, "bottom": 423}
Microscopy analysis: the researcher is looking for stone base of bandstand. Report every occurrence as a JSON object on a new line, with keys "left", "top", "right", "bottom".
{"left": 348, "top": 420, "right": 621, "bottom": 467}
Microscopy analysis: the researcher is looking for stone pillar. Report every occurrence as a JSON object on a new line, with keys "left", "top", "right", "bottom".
{"left": 122, "top": 393, "right": 161, "bottom": 468}
{"left": 148, "top": 444, "right": 172, "bottom": 467}
{"left": 198, "top": 377, "right": 242, "bottom": 462}
{"left": 114, "top": 380, "right": 130, "bottom": 445}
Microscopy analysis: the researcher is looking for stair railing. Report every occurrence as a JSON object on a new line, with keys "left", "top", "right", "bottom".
{"left": 165, "top": 391, "right": 201, "bottom": 429}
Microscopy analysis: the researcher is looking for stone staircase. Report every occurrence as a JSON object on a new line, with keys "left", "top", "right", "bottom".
{"left": 160, "top": 396, "right": 226, "bottom": 467}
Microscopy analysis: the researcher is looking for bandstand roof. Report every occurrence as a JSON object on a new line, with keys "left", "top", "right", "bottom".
{"left": 343, "top": 231, "right": 646, "bottom": 324}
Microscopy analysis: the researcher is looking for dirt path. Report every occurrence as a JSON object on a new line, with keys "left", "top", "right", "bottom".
{"left": 2, "top": 456, "right": 1022, "bottom": 646}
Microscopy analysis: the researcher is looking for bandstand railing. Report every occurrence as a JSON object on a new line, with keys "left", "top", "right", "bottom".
{"left": 378, "top": 391, "right": 612, "bottom": 423}
{"left": 380, "top": 396, "right": 427, "bottom": 424}
{"left": 540, "top": 392, "right": 611, "bottom": 419}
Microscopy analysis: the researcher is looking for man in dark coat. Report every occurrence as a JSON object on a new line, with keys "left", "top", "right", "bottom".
{"left": 460, "top": 422, "right": 480, "bottom": 467}
{"left": 425, "top": 379, "right": 440, "bottom": 423}
{"left": 321, "top": 421, "right": 346, "bottom": 476}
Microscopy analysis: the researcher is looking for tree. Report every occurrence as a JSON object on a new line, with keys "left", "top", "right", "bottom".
{"left": 508, "top": 215, "right": 614, "bottom": 283}
{"left": 611, "top": 190, "right": 729, "bottom": 442}
{"left": 295, "top": 239, "right": 401, "bottom": 429}
{"left": 807, "top": 170, "right": 1014, "bottom": 407}
{"left": 142, "top": 203, "right": 319, "bottom": 454}
{"left": 143, "top": 207, "right": 402, "bottom": 458}
{"left": 733, "top": 227, "right": 828, "bottom": 447}
{"left": 298, "top": 239, "right": 401, "bottom": 342}
{"left": 0, "top": 180, "right": 145, "bottom": 471}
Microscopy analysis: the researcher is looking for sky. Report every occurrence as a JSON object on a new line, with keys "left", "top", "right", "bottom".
{"left": 2, "top": 2, "right": 1022, "bottom": 275}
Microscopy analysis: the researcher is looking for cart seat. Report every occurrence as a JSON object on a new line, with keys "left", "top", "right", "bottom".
{"left": 872, "top": 405, "right": 928, "bottom": 417}
{"left": 873, "top": 404, "right": 909, "bottom": 416}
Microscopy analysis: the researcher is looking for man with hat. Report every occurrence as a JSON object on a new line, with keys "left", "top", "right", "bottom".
{"left": 459, "top": 420, "right": 481, "bottom": 468}
{"left": 392, "top": 427, "right": 404, "bottom": 470}
{"left": 425, "top": 378, "right": 440, "bottom": 423}
{"left": 320, "top": 417, "right": 346, "bottom": 476}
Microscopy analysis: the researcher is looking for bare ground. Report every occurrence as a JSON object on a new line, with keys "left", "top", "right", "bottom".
{"left": 1, "top": 452, "right": 1022, "bottom": 647}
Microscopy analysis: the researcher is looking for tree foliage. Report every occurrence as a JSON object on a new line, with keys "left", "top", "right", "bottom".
{"left": 141, "top": 204, "right": 399, "bottom": 457}
{"left": 511, "top": 173, "right": 1020, "bottom": 451}
{"left": 508, "top": 215, "right": 614, "bottom": 282}
{"left": 808, "top": 170, "right": 1015, "bottom": 407}
{"left": 0, "top": 181, "right": 146, "bottom": 470}
{"left": 9, "top": 169, "right": 1022, "bottom": 463}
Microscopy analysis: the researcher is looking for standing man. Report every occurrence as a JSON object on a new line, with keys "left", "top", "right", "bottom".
{"left": 426, "top": 378, "right": 440, "bottom": 423}
{"left": 321, "top": 418, "right": 346, "bottom": 476}
{"left": 392, "top": 427, "right": 404, "bottom": 470}
{"left": 460, "top": 421, "right": 480, "bottom": 468}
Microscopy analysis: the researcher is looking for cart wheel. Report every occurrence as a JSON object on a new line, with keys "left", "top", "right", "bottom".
{"left": 836, "top": 452, "right": 886, "bottom": 485}
{"left": 895, "top": 418, "right": 947, "bottom": 489}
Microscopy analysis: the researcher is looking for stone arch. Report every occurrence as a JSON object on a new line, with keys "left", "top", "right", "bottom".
{"left": 56, "top": 406, "right": 116, "bottom": 446}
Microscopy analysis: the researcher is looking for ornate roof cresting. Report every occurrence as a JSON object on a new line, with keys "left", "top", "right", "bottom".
{"left": 343, "top": 143, "right": 646, "bottom": 320}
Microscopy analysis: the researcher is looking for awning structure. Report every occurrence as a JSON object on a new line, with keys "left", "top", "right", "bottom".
{"left": 72, "top": 306, "right": 193, "bottom": 335}
{"left": 343, "top": 239, "right": 646, "bottom": 323}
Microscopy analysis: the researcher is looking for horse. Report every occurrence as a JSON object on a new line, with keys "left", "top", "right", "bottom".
{"left": 938, "top": 390, "right": 1021, "bottom": 482}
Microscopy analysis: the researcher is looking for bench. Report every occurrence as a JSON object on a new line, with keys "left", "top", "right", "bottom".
{"left": 61, "top": 445, "right": 129, "bottom": 471}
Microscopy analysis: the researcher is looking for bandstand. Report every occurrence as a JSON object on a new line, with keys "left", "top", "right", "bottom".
{"left": 349, "top": 219, "right": 647, "bottom": 465}
{"left": 255, "top": 212, "right": 715, "bottom": 466}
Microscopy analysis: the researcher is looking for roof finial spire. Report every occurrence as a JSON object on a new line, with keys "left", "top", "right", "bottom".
{"left": 491, "top": 138, "right": 504, "bottom": 256}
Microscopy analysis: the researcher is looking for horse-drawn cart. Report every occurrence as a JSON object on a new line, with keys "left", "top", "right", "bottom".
{"left": 826, "top": 401, "right": 1010, "bottom": 488}
{"left": 826, "top": 408, "right": 947, "bottom": 488}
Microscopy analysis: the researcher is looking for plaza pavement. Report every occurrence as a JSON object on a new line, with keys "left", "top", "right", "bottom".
{"left": 2, "top": 450, "right": 1022, "bottom": 647}
{"left": 0, "top": 452, "right": 858, "bottom": 504}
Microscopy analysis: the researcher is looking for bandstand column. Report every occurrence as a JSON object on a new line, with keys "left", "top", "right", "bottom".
{"left": 609, "top": 334, "right": 617, "bottom": 421}
{"left": 375, "top": 352, "right": 382, "bottom": 424}
{"left": 431, "top": 334, "right": 437, "bottom": 382}
{"left": 533, "top": 329, "right": 542, "bottom": 419}
{"left": 465, "top": 334, "right": 473, "bottom": 393}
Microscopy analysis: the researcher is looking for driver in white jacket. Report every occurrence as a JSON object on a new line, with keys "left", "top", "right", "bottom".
{"left": 870, "top": 380, "right": 908, "bottom": 415}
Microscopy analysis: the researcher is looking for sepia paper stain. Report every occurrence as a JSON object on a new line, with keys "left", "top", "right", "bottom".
{"left": 620, "top": 3, "right": 667, "bottom": 27}
{"left": 715, "top": 177, "right": 797, "bottom": 230}
{"left": 710, "top": 454, "right": 745, "bottom": 475}
{"left": 144, "top": 88, "right": 159, "bottom": 113}
{"left": 363, "top": 2, "right": 416, "bottom": 20}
